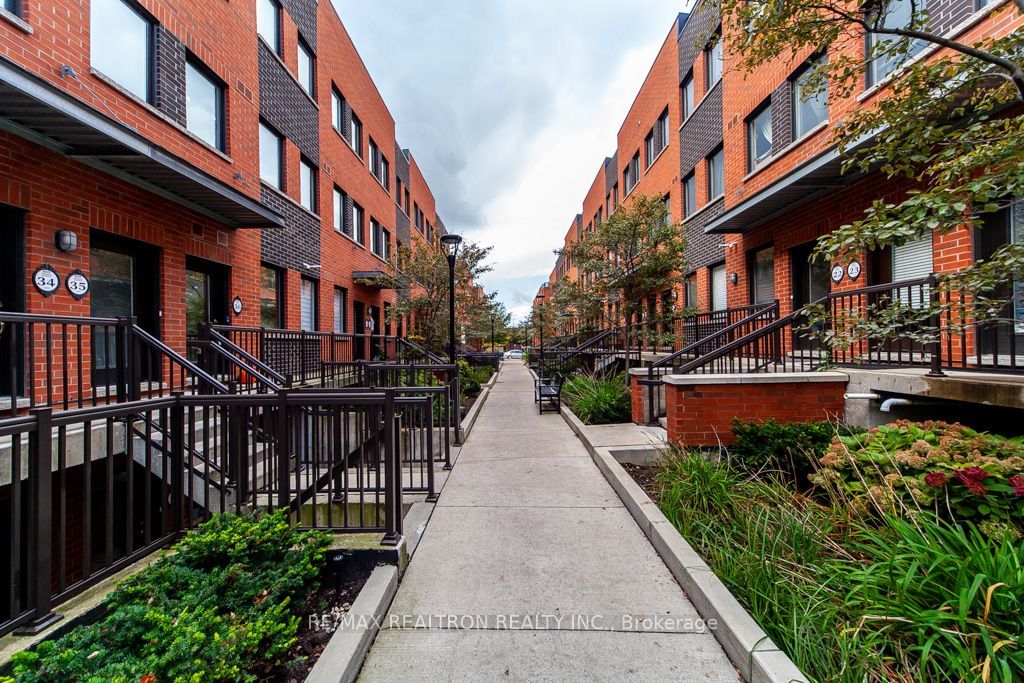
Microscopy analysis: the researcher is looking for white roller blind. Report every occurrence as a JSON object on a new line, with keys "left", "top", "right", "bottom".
{"left": 893, "top": 236, "right": 933, "bottom": 308}
{"left": 711, "top": 264, "right": 728, "bottom": 311}
{"left": 752, "top": 247, "right": 775, "bottom": 304}
{"left": 300, "top": 279, "right": 316, "bottom": 331}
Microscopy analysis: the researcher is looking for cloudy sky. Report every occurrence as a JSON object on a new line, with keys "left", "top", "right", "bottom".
{"left": 332, "top": 1, "right": 687, "bottom": 322}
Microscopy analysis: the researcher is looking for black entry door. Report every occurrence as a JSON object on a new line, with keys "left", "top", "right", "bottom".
{"left": 90, "top": 231, "right": 160, "bottom": 385}
{"left": 791, "top": 242, "right": 831, "bottom": 350}
{"left": 185, "top": 256, "right": 230, "bottom": 338}
{"left": 0, "top": 207, "right": 25, "bottom": 399}
{"left": 353, "top": 302, "right": 366, "bottom": 360}
{"left": 975, "top": 208, "right": 1024, "bottom": 356}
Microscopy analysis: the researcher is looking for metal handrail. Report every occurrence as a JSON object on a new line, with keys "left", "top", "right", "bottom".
{"left": 651, "top": 302, "right": 779, "bottom": 370}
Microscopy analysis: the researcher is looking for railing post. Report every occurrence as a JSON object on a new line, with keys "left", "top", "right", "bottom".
{"left": 17, "top": 407, "right": 62, "bottom": 634}
{"left": 277, "top": 389, "right": 291, "bottom": 511}
{"left": 381, "top": 389, "right": 401, "bottom": 546}
{"left": 169, "top": 392, "right": 185, "bottom": 532}
{"left": 927, "top": 276, "right": 946, "bottom": 377}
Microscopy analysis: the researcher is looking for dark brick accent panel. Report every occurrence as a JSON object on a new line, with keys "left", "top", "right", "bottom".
{"left": 155, "top": 27, "right": 187, "bottom": 127}
{"left": 604, "top": 156, "right": 617, "bottom": 194}
{"left": 394, "top": 144, "right": 410, "bottom": 186}
{"left": 680, "top": 83, "right": 722, "bottom": 174}
{"left": 928, "top": 0, "right": 974, "bottom": 35}
{"left": 684, "top": 196, "right": 725, "bottom": 273}
{"left": 281, "top": 0, "right": 318, "bottom": 51}
{"left": 679, "top": 4, "right": 720, "bottom": 81}
{"left": 258, "top": 42, "right": 319, "bottom": 164}
{"left": 771, "top": 80, "right": 793, "bottom": 152}
{"left": 260, "top": 186, "right": 321, "bottom": 278}
{"left": 395, "top": 205, "right": 410, "bottom": 245}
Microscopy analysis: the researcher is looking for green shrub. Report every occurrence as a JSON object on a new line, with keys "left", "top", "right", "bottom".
{"left": 813, "top": 420, "right": 1024, "bottom": 532}
{"left": 11, "top": 512, "right": 330, "bottom": 683}
{"left": 654, "top": 450, "right": 1024, "bottom": 682}
{"left": 731, "top": 419, "right": 864, "bottom": 486}
{"left": 457, "top": 360, "right": 493, "bottom": 397}
{"left": 561, "top": 373, "right": 631, "bottom": 425}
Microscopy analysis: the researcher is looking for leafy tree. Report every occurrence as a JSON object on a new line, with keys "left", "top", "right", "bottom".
{"left": 714, "top": 0, "right": 1024, "bottom": 338}
{"left": 559, "top": 194, "right": 687, "bottom": 359}
{"left": 365, "top": 239, "right": 493, "bottom": 355}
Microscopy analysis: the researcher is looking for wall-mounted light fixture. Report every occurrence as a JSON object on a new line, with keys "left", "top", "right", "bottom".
{"left": 55, "top": 230, "right": 79, "bottom": 253}
{"left": 729, "top": 273, "right": 739, "bottom": 285}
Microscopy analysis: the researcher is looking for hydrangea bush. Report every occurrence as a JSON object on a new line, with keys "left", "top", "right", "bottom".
{"left": 812, "top": 420, "right": 1024, "bottom": 536}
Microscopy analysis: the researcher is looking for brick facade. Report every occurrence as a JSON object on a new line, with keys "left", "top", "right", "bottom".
{"left": 663, "top": 375, "right": 848, "bottom": 447}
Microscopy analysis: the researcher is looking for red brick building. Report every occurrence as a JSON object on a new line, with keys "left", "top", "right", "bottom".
{"left": 0, "top": 0, "right": 447, "bottom": 399}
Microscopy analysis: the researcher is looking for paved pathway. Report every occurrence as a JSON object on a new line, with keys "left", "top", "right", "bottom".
{"left": 359, "top": 362, "right": 738, "bottom": 682}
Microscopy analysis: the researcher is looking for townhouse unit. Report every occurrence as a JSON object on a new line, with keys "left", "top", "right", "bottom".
{"left": 0, "top": 0, "right": 446, "bottom": 403}
{"left": 541, "top": 0, "right": 1023, "bottom": 372}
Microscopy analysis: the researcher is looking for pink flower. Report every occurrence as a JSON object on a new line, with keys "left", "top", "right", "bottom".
{"left": 1009, "top": 475, "right": 1024, "bottom": 498}
{"left": 924, "top": 472, "right": 949, "bottom": 488}
{"left": 954, "top": 469, "right": 989, "bottom": 496}
{"left": 958, "top": 466, "right": 989, "bottom": 482}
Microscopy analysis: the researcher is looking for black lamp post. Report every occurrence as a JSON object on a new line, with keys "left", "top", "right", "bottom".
{"left": 535, "top": 290, "right": 546, "bottom": 376}
{"left": 439, "top": 234, "right": 463, "bottom": 366}
{"left": 490, "top": 314, "right": 496, "bottom": 352}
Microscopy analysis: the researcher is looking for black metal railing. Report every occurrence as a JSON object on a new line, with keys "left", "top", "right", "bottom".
{"left": 0, "top": 312, "right": 228, "bottom": 418}
{"left": 0, "top": 387, "right": 413, "bottom": 637}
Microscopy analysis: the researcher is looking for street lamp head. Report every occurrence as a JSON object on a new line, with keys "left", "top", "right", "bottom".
{"left": 440, "top": 233, "right": 463, "bottom": 258}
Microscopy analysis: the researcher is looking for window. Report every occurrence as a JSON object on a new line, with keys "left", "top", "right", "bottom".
{"left": 256, "top": 0, "right": 281, "bottom": 55}
{"left": 297, "top": 40, "right": 314, "bottom": 97}
{"left": 414, "top": 203, "right": 423, "bottom": 231}
{"left": 747, "top": 103, "right": 773, "bottom": 170}
{"left": 749, "top": 246, "right": 776, "bottom": 304}
{"left": 684, "top": 276, "right": 698, "bottom": 310}
{"left": 707, "top": 147, "right": 724, "bottom": 200}
{"left": 350, "top": 113, "right": 363, "bottom": 157}
{"left": 369, "top": 139, "right": 389, "bottom": 190}
{"left": 682, "top": 73, "right": 695, "bottom": 119}
{"left": 657, "top": 109, "right": 669, "bottom": 149}
{"left": 331, "top": 88, "right": 346, "bottom": 134}
{"left": 867, "top": 0, "right": 926, "bottom": 86}
{"left": 260, "top": 265, "right": 284, "bottom": 328}
{"left": 395, "top": 178, "right": 403, "bottom": 208}
{"left": 3, "top": 0, "right": 19, "bottom": 15}
{"left": 663, "top": 194, "right": 672, "bottom": 226}
{"left": 645, "top": 132, "right": 656, "bottom": 169}
{"left": 333, "top": 187, "right": 345, "bottom": 234}
{"left": 793, "top": 60, "right": 829, "bottom": 138}
{"left": 683, "top": 173, "right": 696, "bottom": 218}
{"left": 404, "top": 188, "right": 410, "bottom": 214}
{"left": 711, "top": 263, "right": 728, "bottom": 311}
{"left": 352, "top": 202, "right": 364, "bottom": 243}
{"left": 300, "top": 277, "right": 318, "bottom": 331}
{"left": 90, "top": 0, "right": 154, "bottom": 102}
{"left": 259, "top": 121, "right": 283, "bottom": 189}
{"left": 383, "top": 228, "right": 392, "bottom": 261}
{"left": 333, "top": 287, "right": 347, "bottom": 333}
{"left": 624, "top": 152, "right": 640, "bottom": 192}
{"left": 370, "top": 218, "right": 386, "bottom": 258}
{"left": 185, "top": 58, "right": 224, "bottom": 151}
{"left": 300, "top": 158, "right": 316, "bottom": 212}
{"left": 705, "top": 31, "right": 723, "bottom": 90}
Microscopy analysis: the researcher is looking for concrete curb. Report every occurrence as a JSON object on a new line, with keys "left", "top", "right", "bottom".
{"left": 560, "top": 405, "right": 809, "bottom": 683}
{"left": 459, "top": 369, "right": 496, "bottom": 440}
{"left": 305, "top": 564, "right": 399, "bottom": 683}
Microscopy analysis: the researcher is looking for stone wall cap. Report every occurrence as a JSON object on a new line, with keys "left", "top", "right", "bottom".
{"left": 663, "top": 371, "right": 850, "bottom": 386}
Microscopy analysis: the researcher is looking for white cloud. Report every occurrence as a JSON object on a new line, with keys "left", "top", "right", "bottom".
{"left": 330, "top": 0, "right": 679, "bottom": 314}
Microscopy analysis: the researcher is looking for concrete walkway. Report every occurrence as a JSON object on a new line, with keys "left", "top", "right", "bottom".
{"left": 359, "top": 362, "right": 738, "bottom": 682}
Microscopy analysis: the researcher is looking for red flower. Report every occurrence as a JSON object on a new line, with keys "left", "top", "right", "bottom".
{"left": 954, "top": 469, "right": 989, "bottom": 496}
{"left": 924, "top": 472, "right": 949, "bottom": 488}
{"left": 1009, "top": 475, "right": 1024, "bottom": 498}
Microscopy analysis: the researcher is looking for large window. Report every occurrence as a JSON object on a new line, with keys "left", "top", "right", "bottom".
{"left": 793, "top": 60, "right": 828, "bottom": 138}
{"left": 624, "top": 152, "right": 640, "bottom": 193}
{"left": 707, "top": 147, "right": 724, "bottom": 200}
{"left": 683, "top": 173, "right": 696, "bottom": 218}
{"left": 333, "top": 187, "right": 345, "bottom": 234}
{"left": 747, "top": 103, "right": 773, "bottom": 170}
{"left": 370, "top": 218, "right": 385, "bottom": 258}
{"left": 297, "top": 40, "right": 315, "bottom": 97}
{"left": 334, "top": 287, "right": 347, "bottom": 334}
{"left": 352, "top": 202, "right": 365, "bottom": 243}
{"left": 682, "top": 73, "right": 695, "bottom": 119}
{"left": 300, "top": 158, "right": 316, "bottom": 212}
{"left": 350, "top": 113, "right": 363, "bottom": 157}
{"left": 3, "top": 0, "right": 19, "bottom": 15}
{"left": 259, "top": 122, "right": 283, "bottom": 189}
{"left": 91, "top": 0, "right": 153, "bottom": 102}
{"left": 260, "top": 265, "right": 284, "bottom": 328}
{"left": 331, "top": 87, "right": 344, "bottom": 132}
{"left": 257, "top": 0, "right": 281, "bottom": 55}
{"left": 300, "top": 277, "right": 318, "bottom": 331}
{"left": 369, "top": 139, "right": 389, "bottom": 190}
{"left": 749, "top": 246, "right": 776, "bottom": 304}
{"left": 867, "top": 0, "right": 925, "bottom": 86}
{"left": 705, "top": 31, "right": 723, "bottom": 90}
{"left": 186, "top": 58, "right": 224, "bottom": 151}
